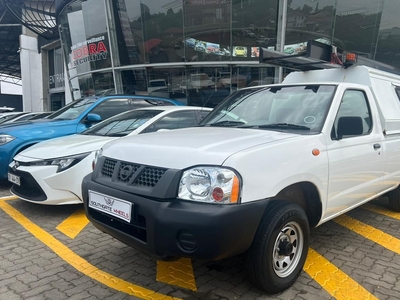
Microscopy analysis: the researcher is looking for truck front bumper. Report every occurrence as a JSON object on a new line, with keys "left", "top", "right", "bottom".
{"left": 82, "top": 174, "right": 270, "bottom": 261}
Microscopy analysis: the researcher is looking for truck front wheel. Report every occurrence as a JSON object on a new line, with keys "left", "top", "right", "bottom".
{"left": 245, "top": 201, "right": 310, "bottom": 294}
{"left": 387, "top": 187, "right": 400, "bottom": 212}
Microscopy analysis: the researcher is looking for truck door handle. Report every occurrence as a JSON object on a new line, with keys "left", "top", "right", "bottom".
{"left": 373, "top": 143, "right": 381, "bottom": 150}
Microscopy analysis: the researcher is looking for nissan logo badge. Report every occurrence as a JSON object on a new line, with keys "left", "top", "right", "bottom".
{"left": 119, "top": 165, "right": 133, "bottom": 181}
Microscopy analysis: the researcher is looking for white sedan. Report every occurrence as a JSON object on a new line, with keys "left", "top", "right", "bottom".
{"left": 8, "top": 106, "right": 212, "bottom": 205}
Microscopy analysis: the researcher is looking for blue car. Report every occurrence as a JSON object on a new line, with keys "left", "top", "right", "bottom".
{"left": 0, "top": 95, "right": 183, "bottom": 180}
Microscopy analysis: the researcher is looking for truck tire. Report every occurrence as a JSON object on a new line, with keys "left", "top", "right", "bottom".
{"left": 245, "top": 201, "right": 309, "bottom": 294}
{"left": 387, "top": 187, "right": 400, "bottom": 212}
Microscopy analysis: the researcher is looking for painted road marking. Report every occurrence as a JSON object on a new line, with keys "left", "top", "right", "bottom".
{"left": 304, "top": 248, "right": 378, "bottom": 300}
{"left": 363, "top": 203, "right": 400, "bottom": 221}
{"left": 0, "top": 194, "right": 390, "bottom": 299}
{"left": 0, "top": 195, "right": 18, "bottom": 201}
{"left": 157, "top": 258, "right": 197, "bottom": 291}
{"left": 0, "top": 200, "right": 180, "bottom": 300}
{"left": 56, "top": 208, "right": 90, "bottom": 239}
{"left": 334, "top": 214, "right": 400, "bottom": 255}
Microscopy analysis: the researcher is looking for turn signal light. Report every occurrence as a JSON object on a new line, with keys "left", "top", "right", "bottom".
{"left": 230, "top": 176, "right": 240, "bottom": 203}
{"left": 345, "top": 52, "right": 357, "bottom": 63}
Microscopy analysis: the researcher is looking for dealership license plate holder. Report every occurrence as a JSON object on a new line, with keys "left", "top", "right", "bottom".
{"left": 8, "top": 173, "right": 20, "bottom": 186}
{"left": 88, "top": 190, "right": 132, "bottom": 223}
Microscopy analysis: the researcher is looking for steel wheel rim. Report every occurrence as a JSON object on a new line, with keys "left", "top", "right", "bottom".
{"left": 272, "top": 221, "right": 304, "bottom": 278}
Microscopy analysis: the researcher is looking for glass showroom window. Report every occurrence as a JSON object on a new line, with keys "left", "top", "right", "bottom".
{"left": 70, "top": 72, "right": 115, "bottom": 99}
{"left": 376, "top": 1, "right": 400, "bottom": 68}
{"left": 333, "top": 1, "right": 384, "bottom": 62}
{"left": 59, "top": 0, "right": 112, "bottom": 86}
{"left": 231, "top": 0, "right": 278, "bottom": 62}
{"left": 184, "top": 1, "right": 231, "bottom": 63}
{"left": 109, "top": 0, "right": 184, "bottom": 66}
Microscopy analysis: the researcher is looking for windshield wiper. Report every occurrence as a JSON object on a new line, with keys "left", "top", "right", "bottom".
{"left": 80, "top": 132, "right": 106, "bottom": 136}
{"left": 106, "top": 132, "right": 129, "bottom": 137}
{"left": 207, "top": 120, "right": 246, "bottom": 127}
{"left": 253, "top": 123, "right": 310, "bottom": 130}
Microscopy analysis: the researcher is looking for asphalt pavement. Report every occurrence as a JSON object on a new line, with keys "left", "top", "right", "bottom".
{"left": 1, "top": 180, "right": 400, "bottom": 299}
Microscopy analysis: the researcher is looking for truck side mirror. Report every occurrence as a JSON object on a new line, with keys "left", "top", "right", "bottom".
{"left": 337, "top": 116, "right": 363, "bottom": 139}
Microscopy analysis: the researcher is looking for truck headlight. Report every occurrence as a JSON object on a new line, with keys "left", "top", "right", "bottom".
{"left": 178, "top": 167, "right": 241, "bottom": 204}
{"left": 92, "top": 148, "right": 103, "bottom": 170}
{"left": 0, "top": 134, "right": 15, "bottom": 145}
{"left": 29, "top": 152, "right": 91, "bottom": 172}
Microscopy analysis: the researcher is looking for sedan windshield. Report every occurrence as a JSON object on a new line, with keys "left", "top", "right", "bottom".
{"left": 81, "top": 109, "right": 163, "bottom": 137}
{"left": 46, "top": 97, "right": 98, "bottom": 120}
{"left": 200, "top": 85, "right": 336, "bottom": 133}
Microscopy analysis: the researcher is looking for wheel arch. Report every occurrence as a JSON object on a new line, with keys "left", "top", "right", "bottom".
{"left": 270, "top": 182, "right": 322, "bottom": 228}
{"left": 11, "top": 142, "right": 40, "bottom": 163}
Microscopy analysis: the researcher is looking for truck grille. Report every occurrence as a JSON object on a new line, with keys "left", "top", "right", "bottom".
{"left": 117, "top": 162, "right": 140, "bottom": 183}
{"left": 102, "top": 159, "right": 116, "bottom": 177}
{"left": 100, "top": 158, "right": 167, "bottom": 187}
{"left": 9, "top": 168, "right": 47, "bottom": 201}
{"left": 134, "top": 167, "right": 166, "bottom": 187}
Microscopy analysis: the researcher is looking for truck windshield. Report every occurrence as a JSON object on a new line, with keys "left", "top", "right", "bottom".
{"left": 200, "top": 85, "right": 336, "bottom": 133}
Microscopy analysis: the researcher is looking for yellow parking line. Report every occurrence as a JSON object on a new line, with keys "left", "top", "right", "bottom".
{"left": 334, "top": 214, "right": 400, "bottom": 255}
{"left": 157, "top": 258, "right": 197, "bottom": 291}
{"left": 304, "top": 248, "right": 377, "bottom": 299}
{"left": 0, "top": 195, "right": 18, "bottom": 201}
{"left": 363, "top": 203, "right": 400, "bottom": 221}
{"left": 56, "top": 208, "right": 90, "bottom": 239}
{"left": 0, "top": 200, "right": 180, "bottom": 300}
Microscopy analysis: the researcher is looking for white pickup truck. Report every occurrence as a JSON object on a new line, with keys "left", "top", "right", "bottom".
{"left": 82, "top": 65, "right": 400, "bottom": 294}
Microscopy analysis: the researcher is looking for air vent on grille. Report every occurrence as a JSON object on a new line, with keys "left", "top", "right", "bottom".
{"left": 102, "top": 159, "right": 116, "bottom": 177}
{"left": 134, "top": 167, "right": 166, "bottom": 187}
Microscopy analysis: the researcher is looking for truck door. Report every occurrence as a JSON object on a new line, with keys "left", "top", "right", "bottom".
{"left": 324, "top": 89, "right": 384, "bottom": 219}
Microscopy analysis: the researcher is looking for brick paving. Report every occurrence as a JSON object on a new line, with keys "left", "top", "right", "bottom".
{"left": 1, "top": 180, "right": 400, "bottom": 299}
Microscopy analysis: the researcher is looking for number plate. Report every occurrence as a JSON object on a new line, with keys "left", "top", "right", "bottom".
{"left": 88, "top": 190, "right": 132, "bottom": 223}
{"left": 8, "top": 173, "right": 20, "bottom": 186}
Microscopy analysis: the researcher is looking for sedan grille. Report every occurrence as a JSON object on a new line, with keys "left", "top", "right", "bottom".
{"left": 9, "top": 168, "right": 47, "bottom": 201}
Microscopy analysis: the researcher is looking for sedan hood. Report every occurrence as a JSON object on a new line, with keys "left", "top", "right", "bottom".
{"left": 15, "top": 134, "right": 117, "bottom": 160}
{"left": 102, "top": 127, "right": 299, "bottom": 169}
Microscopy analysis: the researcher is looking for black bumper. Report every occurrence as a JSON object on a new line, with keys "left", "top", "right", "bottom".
{"left": 82, "top": 174, "right": 269, "bottom": 261}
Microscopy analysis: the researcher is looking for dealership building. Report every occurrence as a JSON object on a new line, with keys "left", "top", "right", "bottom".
{"left": 4, "top": 0, "right": 400, "bottom": 110}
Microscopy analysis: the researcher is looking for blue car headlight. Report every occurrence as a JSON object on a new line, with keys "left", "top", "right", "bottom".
{"left": 29, "top": 152, "right": 91, "bottom": 173}
{"left": 0, "top": 134, "right": 15, "bottom": 145}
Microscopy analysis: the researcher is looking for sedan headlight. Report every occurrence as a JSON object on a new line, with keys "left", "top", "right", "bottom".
{"left": 178, "top": 167, "right": 241, "bottom": 204}
{"left": 29, "top": 152, "right": 91, "bottom": 173}
{"left": 0, "top": 134, "right": 15, "bottom": 145}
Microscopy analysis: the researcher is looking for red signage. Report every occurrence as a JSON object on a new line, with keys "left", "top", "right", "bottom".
{"left": 70, "top": 36, "right": 109, "bottom": 67}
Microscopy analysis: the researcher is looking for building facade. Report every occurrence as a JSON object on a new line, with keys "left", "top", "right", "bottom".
{"left": 50, "top": 0, "right": 400, "bottom": 107}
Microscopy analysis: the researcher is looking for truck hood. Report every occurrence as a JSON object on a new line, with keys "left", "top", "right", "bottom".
{"left": 15, "top": 134, "right": 117, "bottom": 160}
{"left": 102, "top": 127, "right": 299, "bottom": 169}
